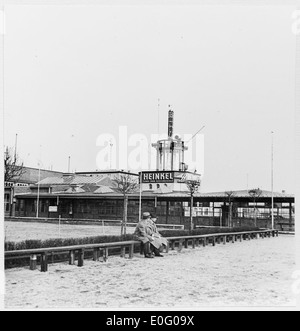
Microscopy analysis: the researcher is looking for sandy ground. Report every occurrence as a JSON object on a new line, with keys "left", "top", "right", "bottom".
{"left": 4, "top": 221, "right": 136, "bottom": 242}
{"left": 5, "top": 235, "right": 297, "bottom": 310}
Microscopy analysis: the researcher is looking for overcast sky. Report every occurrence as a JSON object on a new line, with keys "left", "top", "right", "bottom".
{"left": 2, "top": 3, "right": 298, "bottom": 193}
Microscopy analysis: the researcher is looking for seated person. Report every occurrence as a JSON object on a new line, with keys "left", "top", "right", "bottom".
{"left": 134, "top": 212, "right": 155, "bottom": 258}
{"left": 148, "top": 215, "right": 168, "bottom": 256}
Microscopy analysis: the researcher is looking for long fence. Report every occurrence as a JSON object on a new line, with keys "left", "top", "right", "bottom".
{"left": 5, "top": 229, "right": 279, "bottom": 272}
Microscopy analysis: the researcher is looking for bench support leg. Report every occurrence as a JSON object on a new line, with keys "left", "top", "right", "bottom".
{"left": 69, "top": 250, "right": 75, "bottom": 265}
{"left": 129, "top": 245, "right": 134, "bottom": 259}
{"left": 178, "top": 240, "right": 183, "bottom": 252}
{"left": 41, "top": 253, "right": 48, "bottom": 272}
{"left": 78, "top": 249, "right": 84, "bottom": 267}
{"left": 30, "top": 254, "right": 37, "bottom": 271}
{"left": 165, "top": 242, "right": 170, "bottom": 253}
{"left": 103, "top": 248, "right": 108, "bottom": 262}
{"left": 93, "top": 248, "right": 100, "bottom": 261}
{"left": 121, "top": 247, "right": 126, "bottom": 258}
{"left": 184, "top": 239, "right": 189, "bottom": 249}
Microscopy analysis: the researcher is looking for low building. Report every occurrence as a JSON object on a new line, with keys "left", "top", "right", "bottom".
{"left": 4, "top": 167, "right": 63, "bottom": 216}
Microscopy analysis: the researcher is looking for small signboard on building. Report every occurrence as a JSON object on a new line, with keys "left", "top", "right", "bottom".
{"left": 49, "top": 206, "right": 58, "bottom": 213}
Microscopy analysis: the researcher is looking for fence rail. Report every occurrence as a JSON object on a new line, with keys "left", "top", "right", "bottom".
{"left": 5, "top": 229, "right": 279, "bottom": 272}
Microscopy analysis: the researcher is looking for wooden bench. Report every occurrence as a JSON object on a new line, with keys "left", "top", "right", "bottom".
{"left": 5, "top": 229, "right": 278, "bottom": 272}
{"left": 5, "top": 240, "right": 140, "bottom": 272}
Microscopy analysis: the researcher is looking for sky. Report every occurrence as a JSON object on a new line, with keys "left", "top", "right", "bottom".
{"left": 2, "top": 3, "right": 298, "bottom": 193}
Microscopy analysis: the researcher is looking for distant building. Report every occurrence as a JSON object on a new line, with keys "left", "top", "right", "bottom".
{"left": 4, "top": 167, "right": 63, "bottom": 216}
{"left": 6, "top": 111, "right": 295, "bottom": 230}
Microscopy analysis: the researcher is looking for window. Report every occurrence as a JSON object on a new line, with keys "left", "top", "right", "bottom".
{"left": 157, "top": 184, "right": 160, "bottom": 189}
{"left": 149, "top": 184, "right": 153, "bottom": 190}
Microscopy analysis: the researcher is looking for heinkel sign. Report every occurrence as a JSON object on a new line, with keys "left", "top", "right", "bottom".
{"left": 141, "top": 171, "right": 175, "bottom": 183}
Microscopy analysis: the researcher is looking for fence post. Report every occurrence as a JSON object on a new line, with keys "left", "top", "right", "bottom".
{"left": 223, "top": 236, "right": 226, "bottom": 245}
{"left": 30, "top": 254, "right": 37, "bottom": 271}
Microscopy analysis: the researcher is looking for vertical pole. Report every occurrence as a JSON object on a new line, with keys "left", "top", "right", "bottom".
{"left": 139, "top": 172, "right": 142, "bottom": 222}
{"left": 158, "top": 98, "right": 160, "bottom": 135}
{"left": 36, "top": 166, "right": 41, "bottom": 218}
{"left": 68, "top": 156, "right": 71, "bottom": 173}
{"left": 14, "top": 133, "right": 18, "bottom": 162}
{"left": 271, "top": 131, "right": 274, "bottom": 230}
{"left": 190, "top": 194, "right": 194, "bottom": 231}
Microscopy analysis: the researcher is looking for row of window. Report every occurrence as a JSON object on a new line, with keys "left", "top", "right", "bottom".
{"left": 13, "top": 198, "right": 295, "bottom": 218}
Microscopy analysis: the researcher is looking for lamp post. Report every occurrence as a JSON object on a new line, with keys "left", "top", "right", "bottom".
{"left": 36, "top": 163, "right": 41, "bottom": 218}
{"left": 271, "top": 131, "right": 274, "bottom": 230}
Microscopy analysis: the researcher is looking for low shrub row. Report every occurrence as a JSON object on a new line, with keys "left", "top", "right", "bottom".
{"left": 5, "top": 226, "right": 260, "bottom": 252}
{"left": 159, "top": 226, "right": 260, "bottom": 238}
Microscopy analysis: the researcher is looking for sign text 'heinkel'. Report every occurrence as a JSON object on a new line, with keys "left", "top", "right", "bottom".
{"left": 140, "top": 171, "right": 175, "bottom": 183}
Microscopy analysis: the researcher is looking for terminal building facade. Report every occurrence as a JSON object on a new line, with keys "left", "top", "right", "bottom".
{"left": 7, "top": 110, "right": 295, "bottom": 231}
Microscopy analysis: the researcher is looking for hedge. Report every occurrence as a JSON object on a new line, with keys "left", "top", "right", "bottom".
{"left": 5, "top": 226, "right": 260, "bottom": 252}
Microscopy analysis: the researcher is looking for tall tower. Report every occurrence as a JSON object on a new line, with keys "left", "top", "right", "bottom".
{"left": 152, "top": 107, "right": 188, "bottom": 171}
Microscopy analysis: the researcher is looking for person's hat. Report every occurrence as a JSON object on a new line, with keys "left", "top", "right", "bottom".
{"left": 142, "top": 212, "right": 151, "bottom": 219}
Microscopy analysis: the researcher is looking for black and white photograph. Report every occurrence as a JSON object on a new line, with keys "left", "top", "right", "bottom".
{"left": 1, "top": 0, "right": 300, "bottom": 313}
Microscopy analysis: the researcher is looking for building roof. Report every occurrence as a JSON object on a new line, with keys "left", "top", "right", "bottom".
{"left": 37, "top": 175, "right": 108, "bottom": 186}
{"left": 14, "top": 179, "right": 295, "bottom": 201}
{"left": 6, "top": 167, "right": 63, "bottom": 185}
